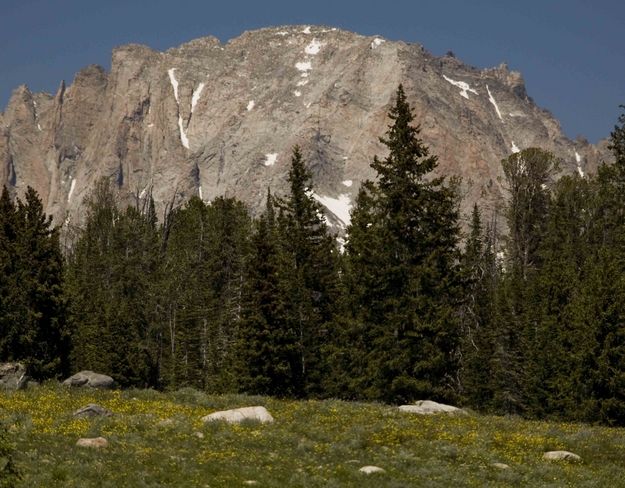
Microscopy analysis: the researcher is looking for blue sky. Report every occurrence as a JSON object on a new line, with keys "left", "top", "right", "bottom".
{"left": 1, "top": 0, "right": 623, "bottom": 142}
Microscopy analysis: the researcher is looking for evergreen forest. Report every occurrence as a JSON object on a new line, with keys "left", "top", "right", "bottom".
{"left": 3, "top": 86, "right": 625, "bottom": 426}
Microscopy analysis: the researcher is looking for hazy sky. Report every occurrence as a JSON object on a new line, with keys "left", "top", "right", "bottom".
{"left": 1, "top": 0, "right": 623, "bottom": 142}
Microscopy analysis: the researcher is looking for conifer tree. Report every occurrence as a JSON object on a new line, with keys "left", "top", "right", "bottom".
{"left": 67, "top": 180, "right": 161, "bottom": 386}
{"left": 160, "top": 196, "right": 252, "bottom": 391}
{"left": 0, "top": 186, "right": 68, "bottom": 378}
{"left": 276, "top": 146, "right": 339, "bottom": 397}
{"left": 492, "top": 148, "right": 557, "bottom": 414}
{"left": 343, "top": 85, "right": 462, "bottom": 403}
{"left": 236, "top": 190, "right": 300, "bottom": 396}
{"left": 459, "top": 205, "right": 499, "bottom": 408}
{"left": 525, "top": 174, "right": 590, "bottom": 418}
{"left": 569, "top": 107, "right": 625, "bottom": 424}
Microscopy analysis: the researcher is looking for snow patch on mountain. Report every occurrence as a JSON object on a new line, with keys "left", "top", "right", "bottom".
{"left": 305, "top": 39, "right": 323, "bottom": 55}
{"left": 168, "top": 68, "right": 189, "bottom": 148}
{"left": 312, "top": 193, "right": 352, "bottom": 227}
{"left": 371, "top": 38, "right": 385, "bottom": 49}
{"left": 486, "top": 85, "right": 503, "bottom": 120}
{"left": 443, "top": 75, "right": 478, "bottom": 99}
{"left": 264, "top": 153, "right": 278, "bottom": 166}
{"left": 575, "top": 151, "right": 585, "bottom": 177}
{"left": 67, "top": 179, "right": 76, "bottom": 203}
{"left": 178, "top": 117, "right": 189, "bottom": 148}
{"left": 167, "top": 69, "right": 180, "bottom": 103}
{"left": 296, "top": 61, "right": 312, "bottom": 73}
{"left": 191, "top": 83, "right": 205, "bottom": 113}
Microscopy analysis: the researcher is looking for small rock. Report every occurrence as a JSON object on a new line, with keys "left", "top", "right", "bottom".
{"left": 491, "top": 462, "right": 510, "bottom": 469}
{"left": 243, "top": 482, "right": 258, "bottom": 486}
{"left": 202, "top": 406, "right": 274, "bottom": 424}
{"left": 76, "top": 437, "right": 108, "bottom": 448}
{"left": 63, "top": 371, "right": 114, "bottom": 389}
{"left": 194, "top": 431, "right": 205, "bottom": 439}
{"left": 359, "top": 465, "right": 385, "bottom": 474}
{"left": 0, "top": 362, "right": 29, "bottom": 390}
{"left": 398, "top": 400, "right": 467, "bottom": 415}
{"left": 73, "top": 404, "right": 112, "bottom": 418}
{"left": 543, "top": 451, "right": 581, "bottom": 462}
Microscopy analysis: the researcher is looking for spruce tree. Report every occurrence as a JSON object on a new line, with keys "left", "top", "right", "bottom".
{"left": 236, "top": 189, "right": 300, "bottom": 396}
{"left": 458, "top": 205, "right": 498, "bottom": 409}
{"left": 343, "top": 85, "right": 462, "bottom": 403}
{"left": 570, "top": 107, "right": 625, "bottom": 425}
{"left": 0, "top": 187, "right": 68, "bottom": 378}
{"left": 275, "top": 146, "right": 339, "bottom": 397}
{"left": 526, "top": 174, "right": 590, "bottom": 419}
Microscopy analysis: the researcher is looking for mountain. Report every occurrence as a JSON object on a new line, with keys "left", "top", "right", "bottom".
{"left": 0, "top": 25, "right": 610, "bottom": 228}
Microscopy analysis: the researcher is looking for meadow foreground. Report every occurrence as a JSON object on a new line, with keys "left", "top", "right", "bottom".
{"left": 1, "top": 385, "right": 625, "bottom": 487}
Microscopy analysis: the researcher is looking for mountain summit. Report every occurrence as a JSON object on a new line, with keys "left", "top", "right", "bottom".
{"left": 0, "top": 26, "right": 609, "bottom": 226}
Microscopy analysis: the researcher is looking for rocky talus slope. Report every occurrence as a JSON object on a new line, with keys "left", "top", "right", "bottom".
{"left": 0, "top": 25, "right": 610, "bottom": 228}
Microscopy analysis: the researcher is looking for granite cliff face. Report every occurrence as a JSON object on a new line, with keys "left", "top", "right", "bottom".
{"left": 0, "top": 26, "right": 610, "bottom": 229}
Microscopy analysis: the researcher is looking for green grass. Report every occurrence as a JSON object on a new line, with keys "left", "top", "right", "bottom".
{"left": 2, "top": 384, "right": 625, "bottom": 487}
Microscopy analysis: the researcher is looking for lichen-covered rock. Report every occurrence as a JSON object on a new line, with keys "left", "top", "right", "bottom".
{"left": 202, "top": 406, "right": 274, "bottom": 424}
{"left": 398, "top": 400, "right": 467, "bottom": 415}
{"left": 359, "top": 466, "right": 385, "bottom": 474}
{"left": 63, "top": 371, "right": 114, "bottom": 389}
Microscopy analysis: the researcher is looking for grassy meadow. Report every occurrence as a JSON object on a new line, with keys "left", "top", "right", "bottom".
{"left": 1, "top": 384, "right": 625, "bottom": 487}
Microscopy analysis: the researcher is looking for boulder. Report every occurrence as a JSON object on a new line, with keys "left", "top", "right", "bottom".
{"left": 359, "top": 466, "right": 385, "bottom": 474}
{"left": 63, "top": 371, "right": 114, "bottom": 389}
{"left": 73, "top": 403, "right": 113, "bottom": 418}
{"left": 543, "top": 451, "right": 581, "bottom": 462}
{"left": 76, "top": 437, "right": 108, "bottom": 448}
{"left": 202, "top": 406, "right": 274, "bottom": 424}
{"left": 0, "top": 362, "right": 29, "bottom": 390}
{"left": 398, "top": 400, "right": 467, "bottom": 415}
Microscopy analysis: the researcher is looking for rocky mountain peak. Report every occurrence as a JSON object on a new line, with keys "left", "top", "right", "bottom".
{"left": 0, "top": 25, "right": 610, "bottom": 230}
